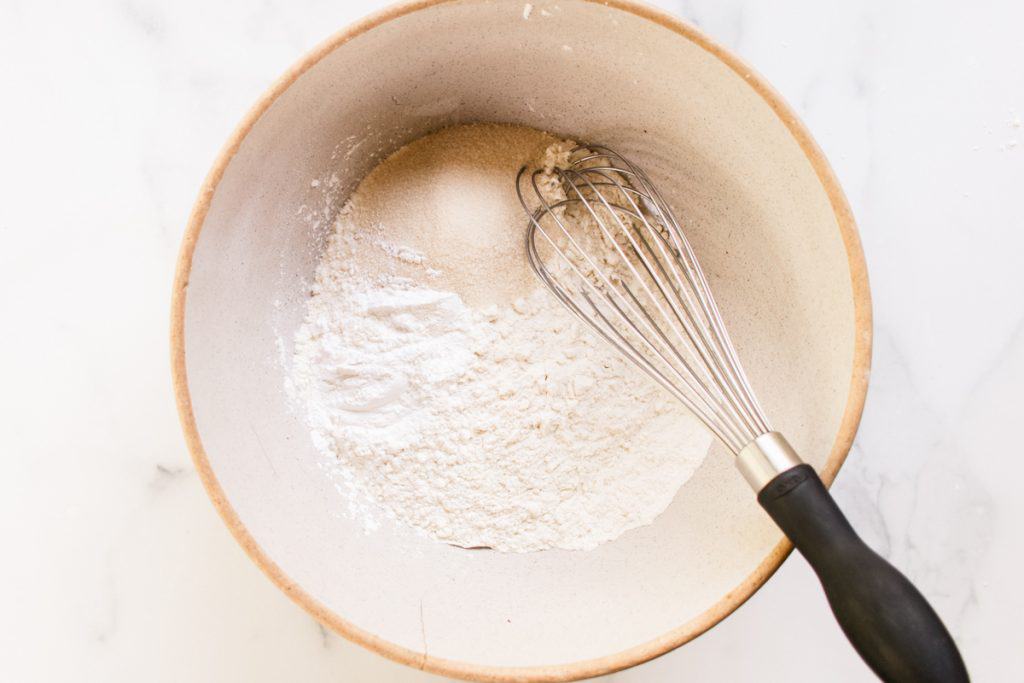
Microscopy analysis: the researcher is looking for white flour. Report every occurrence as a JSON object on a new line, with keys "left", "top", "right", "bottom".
{"left": 289, "top": 124, "right": 711, "bottom": 552}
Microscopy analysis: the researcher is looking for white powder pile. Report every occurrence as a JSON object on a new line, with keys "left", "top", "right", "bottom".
{"left": 290, "top": 124, "right": 711, "bottom": 552}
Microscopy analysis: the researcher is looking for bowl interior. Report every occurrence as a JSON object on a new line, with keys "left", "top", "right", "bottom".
{"left": 178, "top": 0, "right": 864, "bottom": 675}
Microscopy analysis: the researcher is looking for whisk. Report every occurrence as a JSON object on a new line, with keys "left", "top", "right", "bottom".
{"left": 516, "top": 146, "right": 968, "bottom": 683}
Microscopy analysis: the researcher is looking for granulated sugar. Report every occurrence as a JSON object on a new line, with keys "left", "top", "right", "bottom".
{"left": 289, "top": 124, "right": 711, "bottom": 552}
{"left": 337, "top": 123, "right": 572, "bottom": 306}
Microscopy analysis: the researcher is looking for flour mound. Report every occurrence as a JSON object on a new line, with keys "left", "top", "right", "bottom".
{"left": 289, "top": 124, "right": 711, "bottom": 552}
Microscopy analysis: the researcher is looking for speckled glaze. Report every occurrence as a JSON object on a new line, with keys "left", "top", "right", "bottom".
{"left": 171, "top": 0, "right": 871, "bottom": 680}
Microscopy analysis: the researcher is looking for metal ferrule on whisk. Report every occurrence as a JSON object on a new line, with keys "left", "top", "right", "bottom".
{"left": 735, "top": 432, "right": 804, "bottom": 492}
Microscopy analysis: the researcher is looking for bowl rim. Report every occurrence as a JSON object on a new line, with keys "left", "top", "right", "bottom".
{"left": 170, "top": 0, "right": 873, "bottom": 680}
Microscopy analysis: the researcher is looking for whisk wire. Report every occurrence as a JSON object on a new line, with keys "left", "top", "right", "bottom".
{"left": 523, "top": 174, "right": 748, "bottom": 452}
{"left": 517, "top": 145, "right": 772, "bottom": 454}
{"left": 522, "top": 192, "right": 742, "bottom": 446}
{"left": 622, "top": 153, "right": 772, "bottom": 434}
{"left": 600, "top": 149, "right": 771, "bottom": 434}
{"left": 523, "top": 174, "right": 739, "bottom": 442}
{"left": 560, "top": 167, "right": 757, "bottom": 445}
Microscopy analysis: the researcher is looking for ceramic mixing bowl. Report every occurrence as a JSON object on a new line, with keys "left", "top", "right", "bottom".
{"left": 171, "top": 0, "right": 871, "bottom": 679}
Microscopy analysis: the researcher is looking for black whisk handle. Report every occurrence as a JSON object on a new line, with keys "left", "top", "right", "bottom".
{"left": 758, "top": 464, "right": 969, "bottom": 682}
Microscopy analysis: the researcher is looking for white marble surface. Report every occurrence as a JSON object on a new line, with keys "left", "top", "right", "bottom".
{"left": 1, "top": 0, "right": 1021, "bottom": 680}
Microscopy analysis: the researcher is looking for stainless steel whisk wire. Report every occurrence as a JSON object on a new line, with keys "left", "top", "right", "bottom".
{"left": 515, "top": 146, "right": 770, "bottom": 454}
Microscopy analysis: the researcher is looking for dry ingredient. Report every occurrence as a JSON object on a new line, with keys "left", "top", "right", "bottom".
{"left": 289, "top": 124, "right": 711, "bottom": 552}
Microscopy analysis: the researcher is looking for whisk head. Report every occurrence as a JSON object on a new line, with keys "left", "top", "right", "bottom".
{"left": 516, "top": 145, "right": 772, "bottom": 455}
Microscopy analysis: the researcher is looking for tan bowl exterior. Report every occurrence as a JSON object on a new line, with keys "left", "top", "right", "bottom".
{"left": 171, "top": 0, "right": 871, "bottom": 680}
